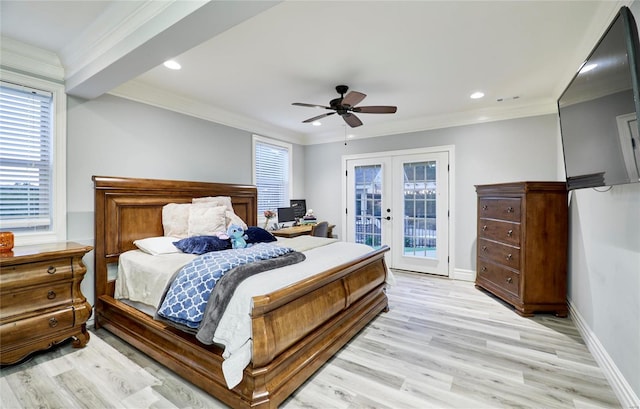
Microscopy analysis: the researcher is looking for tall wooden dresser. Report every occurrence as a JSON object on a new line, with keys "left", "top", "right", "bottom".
{"left": 475, "top": 182, "right": 568, "bottom": 317}
{"left": 0, "top": 242, "right": 93, "bottom": 365}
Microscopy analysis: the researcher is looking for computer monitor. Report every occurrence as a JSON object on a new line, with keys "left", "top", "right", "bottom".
{"left": 290, "top": 199, "right": 306, "bottom": 219}
{"left": 277, "top": 207, "right": 296, "bottom": 227}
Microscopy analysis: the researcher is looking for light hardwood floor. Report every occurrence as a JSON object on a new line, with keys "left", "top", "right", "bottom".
{"left": 1, "top": 270, "right": 621, "bottom": 408}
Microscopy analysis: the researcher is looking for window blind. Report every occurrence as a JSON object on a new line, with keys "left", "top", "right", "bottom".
{"left": 255, "top": 140, "right": 289, "bottom": 215}
{"left": 0, "top": 81, "right": 53, "bottom": 232}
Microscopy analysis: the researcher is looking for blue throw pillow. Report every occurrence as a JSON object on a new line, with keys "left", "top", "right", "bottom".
{"left": 173, "top": 236, "right": 231, "bottom": 255}
{"left": 245, "top": 227, "right": 277, "bottom": 244}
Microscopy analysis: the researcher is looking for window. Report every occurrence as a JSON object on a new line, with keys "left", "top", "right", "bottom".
{"left": 0, "top": 71, "right": 66, "bottom": 245}
{"left": 253, "top": 135, "right": 292, "bottom": 221}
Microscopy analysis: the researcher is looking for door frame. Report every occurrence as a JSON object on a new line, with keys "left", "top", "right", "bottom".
{"left": 341, "top": 145, "right": 456, "bottom": 278}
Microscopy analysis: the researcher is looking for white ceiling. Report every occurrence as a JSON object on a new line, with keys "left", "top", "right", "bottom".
{"left": 0, "top": 0, "right": 627, "bottom": 145}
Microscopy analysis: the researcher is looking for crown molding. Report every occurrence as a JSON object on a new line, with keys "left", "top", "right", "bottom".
{"left": 302, "top": 99, "right": 558, "bottom": 145}
{"left": 111, "top": 79, "right": 557, "bottom": 147}
{"left": 0, "top": 37, "right": 64, "bottom": 82}
{"left": 109, "top": 79, "right": 304, "bottom": 145}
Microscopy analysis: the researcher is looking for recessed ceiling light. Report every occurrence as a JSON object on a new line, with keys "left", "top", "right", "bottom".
{"left": 163, "top": 60, "right": 181, "bottom": 70}
{"left": 470, "top": 91, "right": 485, "bottom": 99}
{"left": 312, "top": 121, "right": 321, "bottom": 126}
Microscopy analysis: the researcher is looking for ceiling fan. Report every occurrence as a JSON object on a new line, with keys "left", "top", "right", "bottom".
{"left": 292, "top": 85, "right": 397, "bottom": 128}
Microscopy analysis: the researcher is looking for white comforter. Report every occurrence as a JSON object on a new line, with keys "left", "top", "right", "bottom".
{"left": 115, "top": 237, "right": 393, "bottom": 388}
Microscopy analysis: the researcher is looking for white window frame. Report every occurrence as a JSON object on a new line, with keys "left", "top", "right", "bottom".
{"left": 252, "top": 135, "right": 293, "bottom": 225}
{"left": 1, "top": 69, "right": 67, "bottom": 245}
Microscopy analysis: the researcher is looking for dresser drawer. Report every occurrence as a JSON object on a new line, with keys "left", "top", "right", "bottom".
{"left": 478, "top": 239, "right": 520, "bottom": 270}
{"left": 0, "top": 307, "right": 75, "bottom": 345}
{"left": 478, "top": 219, "right": 520, "bottom": 246}
{"left": 479, "top": 198, "right": 521, "bottom": 222}
{"left": 0, "top": 258, "right": 73, "bottom": 290}
{"left": 0, "top": 282, "right": 73, "bottom": 320}
{"left": 477, "top": 260, "right": 520, "bottom": 297}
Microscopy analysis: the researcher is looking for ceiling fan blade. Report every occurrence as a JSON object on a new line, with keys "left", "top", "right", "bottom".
{"left": 302, "top": 112, "right": 335, "bottom": 123}
{"left": 342, "top": 113, "right": 363, "bottom": 128}
{"left": 292, "top": 102, "right": 332, "bottom": 109}
{"left": 341, "top": 91, "right": 366, "bottom": 108}
{"left": 352, "top": 106, "right": 397, "bottom": 114}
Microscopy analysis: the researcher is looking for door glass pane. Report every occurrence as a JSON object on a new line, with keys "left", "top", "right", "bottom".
{"left": 354, "top": 164, "right": 382, "bottom": 249}
{"left": 403, "top": 161, "right": 437, "bottom": 258}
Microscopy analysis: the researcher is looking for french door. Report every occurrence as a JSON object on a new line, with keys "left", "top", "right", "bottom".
{"left": 345, "top": 149, "right": 450, "bottom": 276}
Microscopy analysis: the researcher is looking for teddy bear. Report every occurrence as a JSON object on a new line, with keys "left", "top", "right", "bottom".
{"left": 227, "top": 224, "right": 249, "bottom": 249}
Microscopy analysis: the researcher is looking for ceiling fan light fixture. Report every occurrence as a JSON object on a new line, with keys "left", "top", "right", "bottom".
{"left": 292, "top": 85, "right": 397, "bottom": 128}
{"left": 312, "top": 121, "right": 322, "bottom": 126}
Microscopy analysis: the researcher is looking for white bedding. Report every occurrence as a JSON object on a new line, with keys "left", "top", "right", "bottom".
{"left": 115, "top": 237, "right": 393, "bottom": 388}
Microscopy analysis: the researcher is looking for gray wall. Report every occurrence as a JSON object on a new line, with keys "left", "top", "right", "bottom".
{"left": 567, "top": 183, "right": 639, "bottom": 398}
{"left": 303, "top": 114, "right": 561, "bottom": 273}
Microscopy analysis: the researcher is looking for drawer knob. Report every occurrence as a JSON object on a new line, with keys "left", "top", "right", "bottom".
{"left": 482, "top": 205, "right": 488, "bottom": 210}
{"left": 506, "top": 277, "right": 513, "bottom": 284}
{"left": 507, "top": 229, "right": 513, "bottom": 237}
{"left": 506, "top": 206, "right": 514, "bottom": 213}
{"left": 482, "top": 246, "right": 488, "bottom": 252}
{"left": 47, "top": 266, "right": 57, "bottom": 274}
{"left": 47, "top": 290, "right": 56, "bottom": 299}
{"left": 505, "top": 254, "right": 513, "bottom": 260}
{"left": 49, "top": 318, "right": 58, "bottom": 328}
{"left": 481, "top": 266, "right": 487, "bottom": 272}
{"left": 482, "top": 225, "right": 488, "bottom": 231}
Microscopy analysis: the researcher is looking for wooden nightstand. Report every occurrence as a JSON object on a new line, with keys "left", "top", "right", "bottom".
{"left": 0, "top": 242, "right": 93, "bottom": 365}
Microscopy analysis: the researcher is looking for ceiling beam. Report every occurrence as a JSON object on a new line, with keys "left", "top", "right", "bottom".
{"left": 66, "top": 1, "right": 280, "bottom": 99}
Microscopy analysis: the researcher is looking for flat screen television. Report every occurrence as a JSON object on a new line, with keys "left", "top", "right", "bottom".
{"left": 558, "top": 6, "right": 640, "bottom": 190}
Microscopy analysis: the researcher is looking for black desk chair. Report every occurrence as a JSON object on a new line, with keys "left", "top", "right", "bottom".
{"left": 310, "top": 221, "right": 329, "bottom": 237}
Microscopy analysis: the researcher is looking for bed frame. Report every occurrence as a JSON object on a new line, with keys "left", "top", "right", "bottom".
{"left": 93, "top": 176, "right": 390, "bottom": 408}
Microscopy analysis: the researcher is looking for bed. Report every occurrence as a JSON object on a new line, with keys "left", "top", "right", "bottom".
{"left": 93, "top": 176, "right": 390, "bottom": 408}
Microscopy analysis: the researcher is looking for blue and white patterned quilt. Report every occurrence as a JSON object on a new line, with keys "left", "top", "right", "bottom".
{"left": 157, "top": 242, "right": 293, "bottom": 329}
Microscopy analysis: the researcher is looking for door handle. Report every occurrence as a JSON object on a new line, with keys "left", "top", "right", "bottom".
{"left": 384, "top": 216, "right": 391, "bottom": 220}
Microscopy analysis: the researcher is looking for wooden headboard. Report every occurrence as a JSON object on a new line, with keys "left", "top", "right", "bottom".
{"left": 93, "top": 176, "right": 257, "bottom": 298}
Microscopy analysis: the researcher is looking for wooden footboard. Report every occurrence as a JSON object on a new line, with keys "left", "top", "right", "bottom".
{"left": 93, "top": 176, "right": 390, "bottom": 408}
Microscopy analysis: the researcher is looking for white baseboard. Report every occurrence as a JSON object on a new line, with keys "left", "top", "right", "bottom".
{"left": 568, "top": 300, "right": 640, "bottom": 409}
{"left": 452, "top": 268, "right": 475, "bottom": 282}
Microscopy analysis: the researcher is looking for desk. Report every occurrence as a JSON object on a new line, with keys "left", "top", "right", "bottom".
{"left": 271, "top": 225, "right": 313, "bottom": 238}
{"left": 271, "top": 224, "right": 335, "bottom": 238}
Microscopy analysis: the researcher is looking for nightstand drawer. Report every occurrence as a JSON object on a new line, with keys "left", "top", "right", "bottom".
{"left": 478, "top": 239, "right": 520, "bottom": 270}
{"left": 477, "top": 260, "right": 520, "bottom": 297}
{"left": 0, "top": 282, "right": 73, "bottom": 319}
{"left": 478, "top": 219, "right": 520, "bottom": 246}
{"left": 0, "top": 307, "right": 75, "bottom": 345}
{"left": 479, "top": 198, "right": 521, "bottom": 222}
{"left": 0, "top": 258, "right": 73, "bottom": 290}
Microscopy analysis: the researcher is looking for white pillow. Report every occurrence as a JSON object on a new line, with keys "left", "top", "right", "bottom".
{"left": 192, "top": 196, "right": 233, "bottom": 212}
{"left": 162, "top": 203, "right": 191, "bottom": 238}
{"left": 134, "top": 236, "right": 180, "bottom": 255}
{"left": 225, "top": 209, "right": 248, "bottom": 230}
{"left": 188, "top": 204, "right": 227, "bottom": 236}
